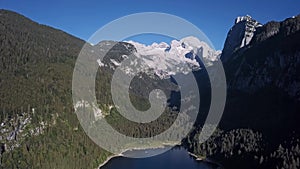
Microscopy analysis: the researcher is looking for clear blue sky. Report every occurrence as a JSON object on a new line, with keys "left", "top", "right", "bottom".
{"left": 1, "top": 0, "right": 300, "bottom": 50}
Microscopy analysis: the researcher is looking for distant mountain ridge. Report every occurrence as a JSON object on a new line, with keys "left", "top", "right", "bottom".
{"left": 94, "top": 36, "right": 220, "bottom": 79}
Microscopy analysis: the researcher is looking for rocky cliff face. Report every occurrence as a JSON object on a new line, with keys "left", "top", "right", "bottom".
{"left": 221, "top": 15, "right": 262, "bottom": 62}
{"left": 225, "top": 14, "right": 300, "bottom": 100}
{"left": 251, "top": 15, "right": 300, "bottom": 43}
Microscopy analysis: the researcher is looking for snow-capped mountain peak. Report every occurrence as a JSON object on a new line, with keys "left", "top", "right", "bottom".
{"left": 235, "top": 15, "right": 253, "bottom": 24}
{"left": 122, "top": 36, "right": 220, "bottom": 78}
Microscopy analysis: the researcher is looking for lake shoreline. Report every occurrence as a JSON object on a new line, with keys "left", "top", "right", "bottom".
{"left": 97, "top": 144, "right": 222, "bottom": 169}
{"left": 97, "top": 143, "right": 178, "bottom": 169}
{"left": 188, "top": 152, "right": 223, "bottom": 168}
{"left": 188, "top": 152, "right": 204, "bottom": 161}
{"left": 97, "top": 153, "right": 124, "bottom": 169}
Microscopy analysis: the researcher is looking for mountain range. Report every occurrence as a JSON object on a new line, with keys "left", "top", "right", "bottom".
{"left": 0, "top": 9, "right": 300, "bottom": 169}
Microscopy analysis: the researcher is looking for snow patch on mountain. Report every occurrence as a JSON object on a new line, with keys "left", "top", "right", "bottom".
{"left": 235, "top": 15, "right": 262, "bottom": 48}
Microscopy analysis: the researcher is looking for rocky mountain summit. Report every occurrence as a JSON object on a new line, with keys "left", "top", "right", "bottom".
{"left": 221, "top": 15, "right": 262, "bottom": 62}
